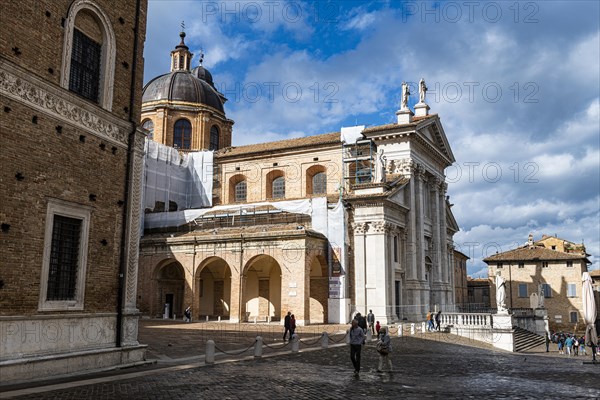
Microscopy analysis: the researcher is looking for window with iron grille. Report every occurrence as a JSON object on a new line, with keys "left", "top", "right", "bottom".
{"left": 312, "top": 172, "right": 326, "bottom": 194}
{"left": 209, "top": 125, "right": 220, "bottom": 150}
{"left": 566, "top": 261, "right": 573, "bottom": 268}
{"left": 173, "top": 119, "right": 191, "bottom": 149}
{"left": 272, "top": 176, "right": 285, "bottom": 199}
{"left": 235, "top": 181, "right": 247, "bottom": 202}
{"left": 69, "top": 29, "right": 101, "bottom": 102}
{"left": 47, "top": 216, "right": 81, "bottom": 300}
{"left": 570, "top": 311, "right": 578, "bottom": 323}
{"left": 567, "top": 283, "right": 577, "bottom": 297}
{"left": 142, "top": 119, "right": 154, "bottom": 140}
{"left": 518, "top": 283, "right": 528, "bottom": 298}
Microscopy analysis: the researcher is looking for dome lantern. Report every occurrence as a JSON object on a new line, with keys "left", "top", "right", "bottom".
{"left": 170, "top": 27, "right": 192, "bottom": 72}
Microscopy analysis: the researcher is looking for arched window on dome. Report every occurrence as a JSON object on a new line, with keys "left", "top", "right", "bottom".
{"left": 173, "top": 119, "right": 191, "bottom": 149}
{"left": 142, "top": 119, "right": 154, "bottom": 140}
{"left": 61, "top": 0, "right": 116, "bottom": 110}
{"left": 209, "top": 125, "right": 220, "bottom": 151}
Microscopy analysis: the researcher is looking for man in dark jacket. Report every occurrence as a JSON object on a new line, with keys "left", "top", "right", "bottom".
{"left": 356, "top": 312, "right": 367, "bottom": 333}
{"left": 367, "top": 310, "right": 375, "bottom": 334}
{"left": 283, "top": 311, "right": 292, "bottom": 341}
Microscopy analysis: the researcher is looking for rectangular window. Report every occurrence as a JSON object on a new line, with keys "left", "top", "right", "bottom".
{"left": 567, "top": 283, "right": 577, "bottom": 297}
{"left": 393, "top": 236, "right": 399, "bottom": 263}
{"left": 518, "top": 283, "right": 528, "bottom": 298}
{"left": 566, "top": 261, "right": 573, "bottom": 268}
{"left": 541, "top": 283, "right": 552, "bottom": 298}
{"left": 497, "top": 263, "right": 503, "bottom": 269}
{"left": 518, "top": 262, "right": 524, "bottom": 269}
{"left": 542, "top": 262, "right": 549, "bottom": 268}
{"left": 570, "top": 311, "right": 578, "bottom": 323}
{"left": 69, "top": 29, "right": 101, "bottom": 102}
{"left": 39, "top": 199, "right": 91, "bottom": 311}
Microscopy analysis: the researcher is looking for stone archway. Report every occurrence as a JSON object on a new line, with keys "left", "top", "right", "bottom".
{"left": 243, "top": 255, "right": 282, "bottom": 322}
{"left": 195, "top": 256, "right": 232, "bottom": 320}
{"left": 309, "top": 255, "right": 328, "bottom": 324}
{"left": 154, "top": 260, "right": 185, "bottom": 318}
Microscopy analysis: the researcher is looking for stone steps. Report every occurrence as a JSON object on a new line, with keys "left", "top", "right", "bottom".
{"left": 513, "top": 327, "right": 545, "bottom": 352}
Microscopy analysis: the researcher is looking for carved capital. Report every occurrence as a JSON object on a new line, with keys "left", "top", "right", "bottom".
{"left": 352, "top": 222, "right": 369, "bottom": 235}
{"left": 370, "top": 221, "right": 393, "bottom": 234}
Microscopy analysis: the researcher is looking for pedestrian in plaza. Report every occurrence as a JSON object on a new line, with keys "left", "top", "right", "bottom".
{"left": 283, "top": 311, "right": 292, "bottom": 341}
{"left": 557, "top": 335, "right": 564, "bottom": 354}
{"left": 290, "top": 314, "right": 297, "bottom": 338}
{"left": 579, "top": 336, "right": 587, "bottom": 356}
{"left": 349, "top": 318, "right": 366, "bottom": 374}
{"left": 574, "top": 337, "right": 579, "bottom": 356}
{"left": 375, "top": 321, "right": 381, "bottom": 340}
{"left": 426, "top": 311, "right": 434, "bottom": 332}
{"left": 376, "top": 326, "right": 393, "bottom": 372}
{"left": 356, "top": 312, "right": 367, "bottom": 333}
{"left": 367, "top": 309, "right": 375, "bottom": 335}
{"left": 184, "top": 306, "right": 192, "bottom": 323}
{"left": 435, "top": 311, "right": 442, "bottom": 331}
{"left": 565, "top": 335, "right": 574, "bottom": 356}
{"left": 545, "top": 331, "right": 550, "bottom": 352}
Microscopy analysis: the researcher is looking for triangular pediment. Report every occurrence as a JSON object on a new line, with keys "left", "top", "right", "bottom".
{"left": 415, "top": 116, "right": 455, "bottom": 165}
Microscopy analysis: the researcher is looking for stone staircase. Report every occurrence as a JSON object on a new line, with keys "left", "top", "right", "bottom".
{"left": 513, "top": 327, "right": 545, "bottom": 352}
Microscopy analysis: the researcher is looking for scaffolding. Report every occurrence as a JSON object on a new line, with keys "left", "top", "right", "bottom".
{"left": 342, "top": 138, "right": 376, "bottom": 192}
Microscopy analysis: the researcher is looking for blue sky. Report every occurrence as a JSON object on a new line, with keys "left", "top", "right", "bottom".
{"left": 143, "top": 0, "right": 600, "bottom": 277}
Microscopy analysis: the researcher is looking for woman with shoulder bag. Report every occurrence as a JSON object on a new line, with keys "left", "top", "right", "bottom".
{"left": 376, "top": 326, "right": 392, "bottom": 372}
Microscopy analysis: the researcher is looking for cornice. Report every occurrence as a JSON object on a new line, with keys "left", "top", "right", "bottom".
{"left": 0, "top": 59, "right": 131, "bottom": 148}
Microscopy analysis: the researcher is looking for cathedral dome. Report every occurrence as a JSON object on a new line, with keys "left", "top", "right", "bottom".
{"left": 142, "top": 71, "right": 224, "bottom": 113}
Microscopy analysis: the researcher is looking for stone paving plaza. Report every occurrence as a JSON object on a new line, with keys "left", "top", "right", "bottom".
{"left": 2, "top": 320, "right": 599, "bottom": 399}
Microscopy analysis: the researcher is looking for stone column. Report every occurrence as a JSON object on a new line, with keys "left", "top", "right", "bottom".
{"left": 433, "top": 178, "right": 442, "bottom": 285}
{"left": 121, "top": 128, "right": 146, "bottom": 347}
{"left": 440, "top": 182, "right": 449, "bottom": 304}
{"left": 351, "top": 222, "right": 368, "bottom": 313}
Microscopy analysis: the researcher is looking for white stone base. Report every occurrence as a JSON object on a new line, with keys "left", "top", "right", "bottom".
{"left": 396, "top": 108, "right": 413, "bottom": 124}
{"left": 491, "top": 314, "right": 515, "bottom": 352}
{"left": 0, "top": 345, "right": 147, "bottom": 385}
{"left": 328, "top": 298, "right": 351, "bottom": 324}
{"left": 414, "top": 102, "right": 430, "bottom": 117}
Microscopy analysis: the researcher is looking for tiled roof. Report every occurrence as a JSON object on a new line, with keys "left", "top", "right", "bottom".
{"left": 483, "top": 246, "right": 588, "bottom": 262}
{"left": 589, "top": 269, "right": 600, "bottom": 278}
{"left": 215, "top": 132, "right": 340, "bottom": 158}
{"left": 363, "top": 114, "right": 437, "bottom": 134}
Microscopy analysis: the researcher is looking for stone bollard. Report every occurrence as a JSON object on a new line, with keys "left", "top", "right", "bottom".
{"left": 205, "top": 340, "right": 215, "bottom": 364}
{"left": 218, "top": 316, "right": 221, "bottom": 322}
{"left": 206, "top": 315, "right": 209, "bottom": 322}
{"left": 345, "top": 330, "right": 351, "bottom": 344}
{"left": 397, "top": 324, "right": 403, "bottom": 337}
{"left": 321, "top": 332, "right": 329, "bottom": 349}
{"left": 410, "top": 323, "right": 415, "bottom": 335}
{"left": 366, "top": 330, "right": 372, "bottom": 341}
{"left": 254, "top": 336, "right": 263, "bottom": 358}
{"left": 267, "top": 316, "right": 271, "bottom": 323}
{"left": 253, "top": 316, "right": 257, "bottom": 324}
{"left": 291, "top": 334, "right": 299, "bottom": 353}
{"left": 421, "top": 322, "right": 426, "bottom": 333}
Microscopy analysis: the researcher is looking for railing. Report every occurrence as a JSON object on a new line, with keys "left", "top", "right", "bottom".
{"left": 440, "top": 312, "right": 493, "bottom": 328}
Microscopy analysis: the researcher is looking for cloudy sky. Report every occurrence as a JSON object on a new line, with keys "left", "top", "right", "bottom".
{"left": 143, "top": 1, "right": 600, "bottom": 276}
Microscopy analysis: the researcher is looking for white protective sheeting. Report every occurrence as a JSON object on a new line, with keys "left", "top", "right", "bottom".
{"left": 143, "top": 140, "right": 213, "bottom": 212}
{"left": 340, "top": 125, "right": 365, "bottom": 144}
{"left": 582, "top": 272, "right": 598, "bottom": 346}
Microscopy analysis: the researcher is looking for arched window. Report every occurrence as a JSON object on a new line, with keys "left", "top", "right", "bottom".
{"left": 61, "top": 0, "right": 116, "bottom": 110}
{"left": 209, "top": 125, "right": 220, "bottom": 150}
{"left": 312, "top": 172, "right": 327, "bottom": 195}
{"left": 142, "top": 119, "right": 154, "bottom": 140}
{"left": 173, "top": 119, "right": 191, "bottom": 149}
{"left": 356, "top": 168, "right": 371, "bottom": 183}
{"left": 272, "top": 176, "right": 285, "bottom": 199}
{"left": 234, "top": 181, "right": 247, "bottom": 202}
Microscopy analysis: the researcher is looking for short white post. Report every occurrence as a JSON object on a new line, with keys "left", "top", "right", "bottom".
{"left": 267, "top": 316, "right": 271, "bottom": 323}
{"left": 345, "top": 330, "right": 351, "bottom": 344}
{"left": 410, "top": 323, "right": 415, "bottom": 335}
{"left": 366, "top": 330, "right": 372, "bottom": 341}
{"left": 321, "top": 332, "right": 329, "bottom": 349}
{"left": 173, "top": 314, "right": 176, "bottom": 320}
{"left": 291, "top": 334, "right": 299, "bottom": 352}
{"left": 205, "top": 315, "right": 209, "bottom": 322}
{"left": 254, "top": 316, "right": 257, "bottom": 324}
{"left": 397, "top": 324, "right": 403, "bottom": 337}
{"left": 254, "top": 336, "right": 263, "bottom": 358}
{"left": 218, "top": 316, "right": 221, "bottom": 322}
{"left": 205, "top": 340, "right": 215, "bottom": 364}
{"left": 421, "top": 321, "right": 426, "bottom": 333}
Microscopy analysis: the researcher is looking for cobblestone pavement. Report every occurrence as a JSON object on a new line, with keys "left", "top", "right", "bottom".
{"left": 2, "top": 321, "right": 599, "bottom": 399}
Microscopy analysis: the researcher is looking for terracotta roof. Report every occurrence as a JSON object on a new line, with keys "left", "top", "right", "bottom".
{"left": 215, "top": 132, "right": 340, "bottom": 158}
{"left": 363, "top": 114, "right": 437, "bottom": 134}
{"left": 483, "top": 246, "right": 588, "bottom": 262}
{"left": 589, "top": 269, "right": 600, "bottom": 278}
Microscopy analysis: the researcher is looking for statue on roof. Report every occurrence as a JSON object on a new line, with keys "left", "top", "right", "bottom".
{"left": 401, "top": 82, "right": 410, "bottom": 110}
{"left": 418, "top": 78, "right": 427, "bottom": 104}
{"left": 495, "top": 272, "right": 507, "bottom": 313}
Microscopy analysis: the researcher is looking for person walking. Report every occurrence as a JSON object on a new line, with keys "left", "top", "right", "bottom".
{"left": 290, "top": 314, "right": 297, "bottom": 338}
{"left": 375, "top": 321, "right": 381, "bottom": 340}
{"left": 435, "top": 311, "right": 442, "bottom": 331}
{"left": 565, "top": 335, "right": 574, "bottom": 356}
{"left": 367, "top": 310, "right": 375, "bottom": 335}
{"left": 356, "top": 312, "right": 367, "bottom": 333}
{"left": 426, "top": 311, "right": 434, "bottom": 332}
{"left": 283, "top": 311, "right": 292, "bottom": 341}
{"left": 545, "top": 331, "right": 550, "bottom": 352}
{"left": 349, "top": 319, "right": 366, "bottom": 375}
{"left": 184, "top": 306, "right": 192, "bottom": 323}
{"left": 376, "top": 327, "right": 393, "bottom": 372}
